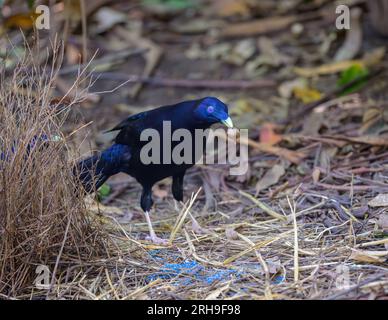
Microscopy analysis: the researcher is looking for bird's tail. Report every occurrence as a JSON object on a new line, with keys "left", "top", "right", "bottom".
{"left": 74, "top": 144, "right": 131, "bottom": 193}
{"left": 74, "top": 154, "right": 109, "bottom": 193}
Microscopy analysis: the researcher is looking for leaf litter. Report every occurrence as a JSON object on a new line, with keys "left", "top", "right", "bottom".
{"left": 1, "top": 0, "right": 387, "bottom": 300}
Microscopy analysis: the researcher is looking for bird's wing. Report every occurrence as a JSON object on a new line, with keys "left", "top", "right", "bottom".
{"left": 101, "top": 143, "right": 132, "bottom": 173}
{"left": 105, "top": 111, "right": 148, "bottom": 133}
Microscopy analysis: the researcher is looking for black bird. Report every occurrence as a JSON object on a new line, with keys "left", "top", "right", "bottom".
{"left": 76, "top": 97, "right": 233, "bottom": 244}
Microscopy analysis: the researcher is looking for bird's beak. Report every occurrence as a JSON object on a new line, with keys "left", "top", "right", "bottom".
{"left": 221, "top": 117, "right": 234, "bottom": 128}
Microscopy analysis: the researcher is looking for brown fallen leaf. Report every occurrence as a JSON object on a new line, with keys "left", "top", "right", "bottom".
{"left": 225, "top": 227, "right": 239, "bottom": 240}
{"left": 243, "top": 137, "right": 307, "bottom": 164}
{"left": 377, "top": 213, "right": 388, "bottom": 231}
{"left": 83, "top": 0, "right": 115, "bottom": 17}
{"left": 66, "top": 44, "right": 81, "bottom": 65}
{"left": 317, "top": 147, "right": 337, "bottom": 175}
{"left": 212, "top": 0, "right": 250, "bottom": 18}
{"left": 294, "top": 61, "right": 360, "bottom": 78}
{"left": 220, "top": 40, "right": 256, "bottom": 66}
{"left": 90, "top": 7, "right": 127, "bottom": 34}
{"left": 4, "top": 12, "right": 39, "bottom": 30}
{"left": 285, "top": 134, "right": 348, "bottom": 148}
{"left": 368, "top": 194, "right": 388, "bottom": 207}
{"left": 278, "top": 78, "right": 307, "bottom": 99}
{"left": 312, "top": 167, "right": 321, "bottom": 184}
{"left": 294, "top": 47, "right": 385, "bottom": 77}
{"left": 220, "top": 15, "right": 298, "bottom": 38}
{"left": 246, "top": 37, "right": 291, "bottom": 73}
{"left": 259, "top": 123, "right": 283, "bottom": 146}
{"left": 172, "top": 19, "right": 224, "bottom": 35}
{"left": 255, "top": 164, "right": 285, "bottom": 195}
{"left": 301, "top": 112, "right": 325, "bottom": 136}
{"left": 115, "top": 26, "right": 163, "bottom": 98}
{"left": 349, "top": 249, "right": 387, "bottom": 263}
{"left": 360, "top": 106, "right": 388, "bottom": 135}
{"left": 322, "top": 134, "right": 388, "bottom": 147}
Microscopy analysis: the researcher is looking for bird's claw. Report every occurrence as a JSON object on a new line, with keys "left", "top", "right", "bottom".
{"left": 146, "top": 234, "right": 169, "bottom": 245}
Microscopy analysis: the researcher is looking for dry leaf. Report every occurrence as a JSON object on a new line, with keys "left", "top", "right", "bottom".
{"left": 221, "top": 15, "right": 297, "bottom": 38}
{"left": 225, "top": 227, "right": 239, "bottom": 240}
{"left": 66, "top": 44, "right": 81, "bottom": 65}
{"left": 360, "top": 107, "right": 387, "bottom": 135}
{"left": 377, "top": 213, "right": 388, "bottom": 231}
{"left": 91, "top": 7, "right": 127, "bottom": 34}
{"left": 115, "top": 26, "right": 163, "bottom": 98}
{"left": 293, "top": 87, "right": 323, "bottom": 103}
{"left": 349, "top": 249, "right": 387, "bottom": 263}
{"left": 368, "top": 194, "right": 388, "bottom": 207}
{"left": 302, "top": 112, "right": 325, "bottom": 136}
{"left": 278, "top": 78, "right": 307, "bottom": 99}
{"left": 294, "top": 47, "right": 385, "bottom": 77}
{"left": 172, "top": 19, "right": 223, "bottom": 34}
{"left": 259, "top": 123, "right": 282, "bottom": 146}
{"left": 312, "top": 167, "right": 321, "bottom": 184}
{"left": 246, "top": 37, "right": 291, "bottom": 72}
{"left": 318, "top": 147, "right": 337, "bottom": 174}
{"left": 256, "top": 164, "right": 285, "bottom": 194}
{"left": 212, "top": 0, "right": 250, "bottom": 18}
{"left": 323, "top": 134, "right": 388, "bottom": 147}
{"left": 242, "top": 137, "right": 306, "bottom": 164}
{"left": 4, "top": 12, "right": 39, "bottom": 30}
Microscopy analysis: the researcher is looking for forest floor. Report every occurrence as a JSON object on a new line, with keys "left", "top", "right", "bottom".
{"left": 1, "top": 0, "right": 387, "bottom": 299}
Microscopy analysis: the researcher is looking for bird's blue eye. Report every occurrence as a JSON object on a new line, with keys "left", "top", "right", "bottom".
{"left": 207, "top": 106, "right": 214, "bottom": 113}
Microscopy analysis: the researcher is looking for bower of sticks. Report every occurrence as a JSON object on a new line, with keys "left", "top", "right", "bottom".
{"left": 0, "top": 0, "right": 387, "bottom": 300}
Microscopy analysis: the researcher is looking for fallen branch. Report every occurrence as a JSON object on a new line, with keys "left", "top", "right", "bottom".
{"left": 93, "top": 73, "right": 277, "bottom": 90}
{"left": 58, "top": 48, "right": 148, "bottom": 76}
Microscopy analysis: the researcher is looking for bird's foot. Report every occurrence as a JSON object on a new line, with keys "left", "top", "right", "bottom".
{"left": 146, "top": 234, "right": 169, "bottom": 245}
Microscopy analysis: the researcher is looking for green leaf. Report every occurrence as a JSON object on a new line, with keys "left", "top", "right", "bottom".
{"left": 27, "top": 0, "right": 35, "bottom": 10}
{"left": 143, "top": 0, "right": 194, "bottom": 11}
{"left": 337, "top": 64, "right": 369, "bottom": 95}
{"left": 97, "top": 183, "right": 111, "bottom": 200}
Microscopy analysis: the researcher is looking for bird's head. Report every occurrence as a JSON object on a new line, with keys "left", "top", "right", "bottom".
{"left": 193, "top": 97, "right": 233, "bottom": 128}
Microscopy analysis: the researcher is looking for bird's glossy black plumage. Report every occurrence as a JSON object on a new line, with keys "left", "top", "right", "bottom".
{"left": 76, "top": 97, "right": 233, "bottom": 244}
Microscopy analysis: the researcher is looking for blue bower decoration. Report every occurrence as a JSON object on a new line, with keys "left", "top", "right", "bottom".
{"left": 146, "top": 250, "right": 239, "bottom": 286}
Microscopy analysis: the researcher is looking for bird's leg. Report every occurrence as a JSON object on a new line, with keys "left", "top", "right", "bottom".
{"left": 173, "top": 199, "right": 179, "bottom": 211}
{"left": 141, "top": 186, "right": 168, "bottom": 245}
{"left": 172, "top": 172, "right": 185, "bottom": 202}
{"left": 144, "top": 211, "right": 169, "bottom": 245}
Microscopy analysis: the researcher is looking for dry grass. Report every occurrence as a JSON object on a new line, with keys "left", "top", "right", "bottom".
{"left": 0, "top": 41, "right": 110, "bottom": 298}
